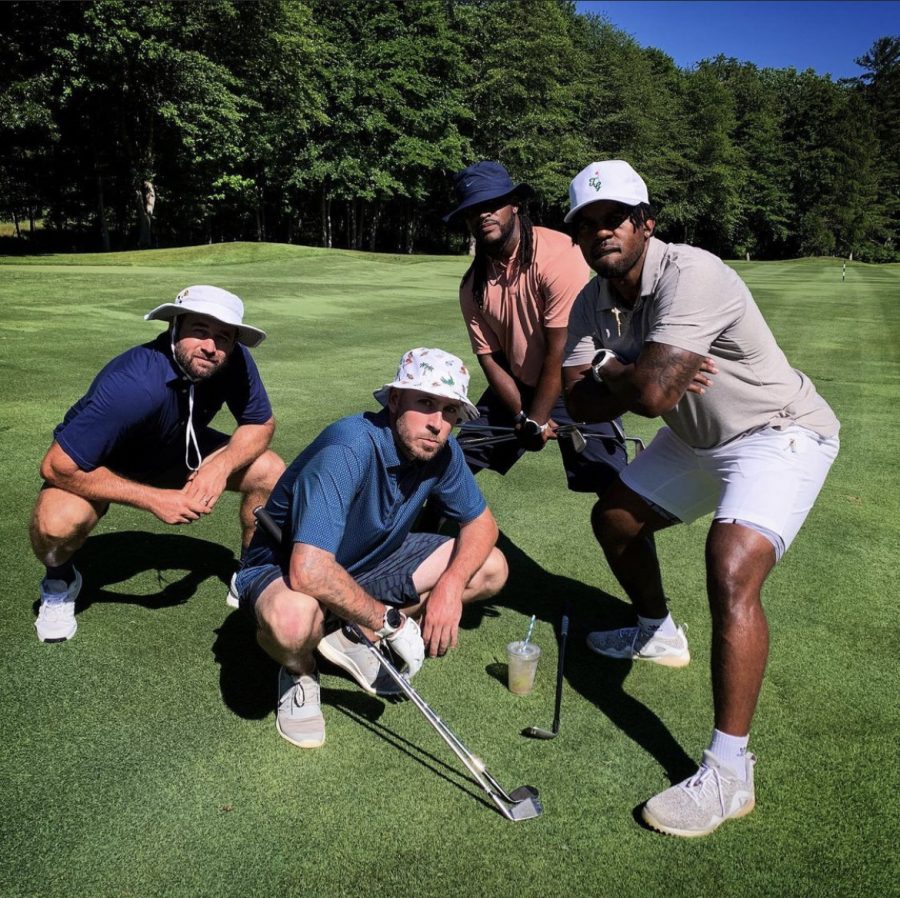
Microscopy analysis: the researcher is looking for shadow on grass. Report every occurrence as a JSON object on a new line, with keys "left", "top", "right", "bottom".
{"left": 212, "top": 610, "right": 494, "bottom": 811}
{"left": 62, "top": 531, "right": 235, "bottom": 613}
{"left": 481, "top": 532, "right": 696, "bottom": 785}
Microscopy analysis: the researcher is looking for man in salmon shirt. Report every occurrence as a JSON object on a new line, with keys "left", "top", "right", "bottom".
{"left": 441, "top": 161, "right": 627, "bottom": 501}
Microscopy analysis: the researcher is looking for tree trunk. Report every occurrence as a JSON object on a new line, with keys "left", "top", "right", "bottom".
{"left": 136, "top": 180, "right": 155, "bottom": 249}
{"left": 467, "top": 234, "right": 476, "bottom": 256}
{"left": 97, "top": 175, "right": 110, "bottom": 252}
{"left": 404, "top": 213, "right": 416, "bottom": 254}
{"left": 354, "top": 201, "right": 365, "bottom": 250}
{"left": 367, "top": 202, "right": 382, "bottom": 251}
{"left": 12, "top": 211, "right": 20, "bottom": 239}
{"left": 321, "top": 191, "right": 332, "bottom": 248}
{"left": 348, "top": 199, "right": 357, "bottom": 249}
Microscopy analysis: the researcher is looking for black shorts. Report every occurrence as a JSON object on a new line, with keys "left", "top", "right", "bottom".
{"left": 458, "top": 384, "right": 627, "bottom": 494}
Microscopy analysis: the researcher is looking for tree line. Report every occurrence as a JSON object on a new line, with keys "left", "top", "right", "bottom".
{"left": 1, "top": 0, "right": 897, "bottom": 260}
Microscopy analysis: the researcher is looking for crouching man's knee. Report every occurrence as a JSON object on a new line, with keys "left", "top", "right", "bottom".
{"left": 468, "top": 547, "right": 508, "bottom": 602}
{"left": 256, "top": 590, "right": 326, "bottom": 656}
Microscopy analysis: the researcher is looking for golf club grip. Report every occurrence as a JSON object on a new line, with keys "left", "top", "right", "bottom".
{"left": 253, "top": 505, "right": 286, "bottom": 546}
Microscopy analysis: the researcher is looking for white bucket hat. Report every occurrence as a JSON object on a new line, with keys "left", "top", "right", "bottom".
{"left": 564, "top": 160, "right": 649, "bottom": 223}
{"left": 374, "top": 348, "right": 479, "bottom": 422}
{"left": 144, "top": 285, "right": 266, "bottom": 347}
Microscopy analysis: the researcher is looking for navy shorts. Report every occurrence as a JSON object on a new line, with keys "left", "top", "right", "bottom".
{"left": 458, "top": 384, "right": 627, "bottom": 494}
{"left": 234, "top": 532, "right": 450, "bottom": 610}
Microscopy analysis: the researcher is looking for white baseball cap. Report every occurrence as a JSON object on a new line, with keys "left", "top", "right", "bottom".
{"left": 144, "top": 285, "right": 266, "bottom": 347}
{"left": 564, "top": 160, "right": 649, "bottom": 223}
{"left": 374, "top": 347, "right": 479, "bottom": 422}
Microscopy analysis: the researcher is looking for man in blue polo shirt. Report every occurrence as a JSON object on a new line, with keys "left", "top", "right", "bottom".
{"left": 30, "top": 285, "right": 285, "bottom": 643}
{"left": 234, "top": 347, "right": 508, "bottom": 749}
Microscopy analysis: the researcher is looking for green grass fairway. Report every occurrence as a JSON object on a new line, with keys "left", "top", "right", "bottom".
{"left": 1, "top": 245, "right": 897, "bottom": 898}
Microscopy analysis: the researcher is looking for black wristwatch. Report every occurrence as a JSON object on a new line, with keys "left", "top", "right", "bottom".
{"left": 376, "top": 606, "right": 404, "bottom": 638}
{"left": 591, "top": 348, "right": 620, "bottom": 383}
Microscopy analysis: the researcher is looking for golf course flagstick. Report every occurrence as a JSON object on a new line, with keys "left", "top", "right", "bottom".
{"left": 522, "top": 600, "right": 571, "bottom": 740}
{"left": 251, "top": 506, "right": 542, "bottom": 823}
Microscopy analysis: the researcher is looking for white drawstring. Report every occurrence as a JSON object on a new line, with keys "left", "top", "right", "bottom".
{"left": 170, "top": 320, "right": 203, "bottom": 472}
{"left": 185, "top": 383, "right": 202, "bottom": 471}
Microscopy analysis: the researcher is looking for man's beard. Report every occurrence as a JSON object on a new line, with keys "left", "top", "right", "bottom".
{"left": 592, "top": 240, "right": 645, "bottom": 280}
{"left": 174, "top": 344, "right": 226, "bottom": 381}
{"left": 475, "top": 214, "right": 518, "bottom": 257}
{"left": 394, "top": 417, "right": 447, "bottom": 462}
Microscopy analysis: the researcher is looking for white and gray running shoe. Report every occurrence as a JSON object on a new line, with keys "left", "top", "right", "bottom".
{"left": 35, "top": 568, "right": 82, "bottom": 643}
{"left": 225, "top": 572, "right": 240, "bottom": 609}
{"left": 276, "top": 666, "right": 325, "bottom": 748}
{"left": 317, "top": 627, "right": 404, "bottom": 696}
{"left": 642, "top": 750, "right": 756, "bottom": 837}
{"left": 586, "top": 624, "right": 690, "bottom": 668}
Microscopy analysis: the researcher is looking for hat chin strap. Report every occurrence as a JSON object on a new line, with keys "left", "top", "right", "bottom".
{"left": 170, "top": 319, "right": 203, "bottom": 472}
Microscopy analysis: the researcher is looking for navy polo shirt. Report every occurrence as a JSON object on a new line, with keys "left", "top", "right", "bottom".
{"left": 54, "top": 333, "right": 273, "bottom": 479}
{"left": 244, "top": 410, "right": 486, "bottom": 576}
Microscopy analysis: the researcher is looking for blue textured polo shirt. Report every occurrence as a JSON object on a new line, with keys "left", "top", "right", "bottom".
{"left": 53, "top": 332, "right": 272, "bottom": 478}
{"left": 244, "top": 410, "right": 486, "bottom": 575}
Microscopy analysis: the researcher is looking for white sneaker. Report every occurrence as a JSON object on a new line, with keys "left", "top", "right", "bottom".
{"left": 317, "top": 628, "right": 403, "bottom": 696}
{"left": 586, "top": 624, "right": 690, "bottom": 668}
{"left": 225, "top": 572, "right": 240, "bottom": 608}
{"left": 35, "top": 568, "right": 82, "bottom": 643}
{"left": 641, "top": 750, "right": 756, "bottom": 837}
{"left": 276, "top": 665, "right": 325, "bottom": 748}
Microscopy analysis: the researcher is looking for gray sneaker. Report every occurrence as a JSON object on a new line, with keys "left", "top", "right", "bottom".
{"left": 642, "top": 750, "right": 756, "bottom": 837}
{"left": 317, "top": 628, "right": 403, "bottom": 696}
{"left": 35, "top": 568, "right": 82, "bottom": 643}
{"left": 276, "top": 666, "right": 325, "bottom": 748}
{"left": 586, "top": 624, "right": 690, "bottom": 668}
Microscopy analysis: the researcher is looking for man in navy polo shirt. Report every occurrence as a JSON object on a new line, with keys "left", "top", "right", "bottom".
{"left": 234, "top": 348, "right": 508, "bottom": 749}
{"left": 30, "top": 285, "right": 285, "bottom": 643}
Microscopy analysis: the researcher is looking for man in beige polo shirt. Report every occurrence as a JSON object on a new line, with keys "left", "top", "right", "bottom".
{"left": 439, "top": 161, "right": 627, "bottom": 503}
{"left": 562, "top": 160, "right": 839, "bottom": 837}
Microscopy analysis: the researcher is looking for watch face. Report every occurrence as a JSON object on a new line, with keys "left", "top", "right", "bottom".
{"left": 386, "top": 607, "right": 403, "bottom": 629}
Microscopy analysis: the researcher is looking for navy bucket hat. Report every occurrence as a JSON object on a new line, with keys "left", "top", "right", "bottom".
{"left": 443, "top": 161, "right": 533, "bottom": 224}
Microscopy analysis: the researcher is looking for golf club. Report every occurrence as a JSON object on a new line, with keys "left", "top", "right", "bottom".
{"left": 455, "top": 423, "right": 518, "bottom": 449}
{"left": 343, "top": 622, "right": 542, "bottom": 821}
{"left": 251, "top": 505, "right": 542, "bottom": 822}
{"left": 557, "top": 423, "right": 645, "bottom": 457}
{"left": 522, "top": 601, "right": 571, "bottom": 740}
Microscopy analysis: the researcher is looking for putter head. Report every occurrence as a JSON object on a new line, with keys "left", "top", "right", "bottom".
{"left": 521, "top": 725, "right": 557, "bottom": 740}
{"left": 504, "top": 786, "right": 543, "bottom": 821}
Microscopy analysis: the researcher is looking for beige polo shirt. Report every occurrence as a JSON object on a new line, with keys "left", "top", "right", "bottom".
{"left": 461, "top": 226, "right": 592, "bottom": 387}
{"left": 564, "top": 237, "right": 839, "bottom": 449}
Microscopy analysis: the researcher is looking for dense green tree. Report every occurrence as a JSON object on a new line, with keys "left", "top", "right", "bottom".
{"left": 849, "top": 36, "right": 900, "bottom": 260}
{"left": 0, "top": 1, "right": 894, "bottom": 260}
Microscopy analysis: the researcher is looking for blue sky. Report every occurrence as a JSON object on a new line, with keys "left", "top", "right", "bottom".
{"left": 575, "top": 1, "right": 898, "bottom": 79}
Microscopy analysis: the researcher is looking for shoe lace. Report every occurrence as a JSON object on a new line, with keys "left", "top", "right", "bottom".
{"left": 40, "top": 601, "right": 70, "bottom": 620}
{"left": 681, "top": 765, "right": 726, "bottom": 817}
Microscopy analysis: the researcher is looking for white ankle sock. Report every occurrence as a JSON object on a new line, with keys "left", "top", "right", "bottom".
{"left": 709, "top": 729, "right": 750, "bottom": 780}
{"left": 638, "top": 612, "right": 678, "bottom": 637}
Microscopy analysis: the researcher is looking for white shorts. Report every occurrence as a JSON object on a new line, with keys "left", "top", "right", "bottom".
{"left": 620, "top": 425, "right": 839, "bottom": 560}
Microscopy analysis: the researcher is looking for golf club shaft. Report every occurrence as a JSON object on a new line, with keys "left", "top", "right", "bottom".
{"left": 345, "top": 623, "right": 523, "bottom": 816}
{"left": 551, "top": 603, "right": 571, "bottom": 732}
